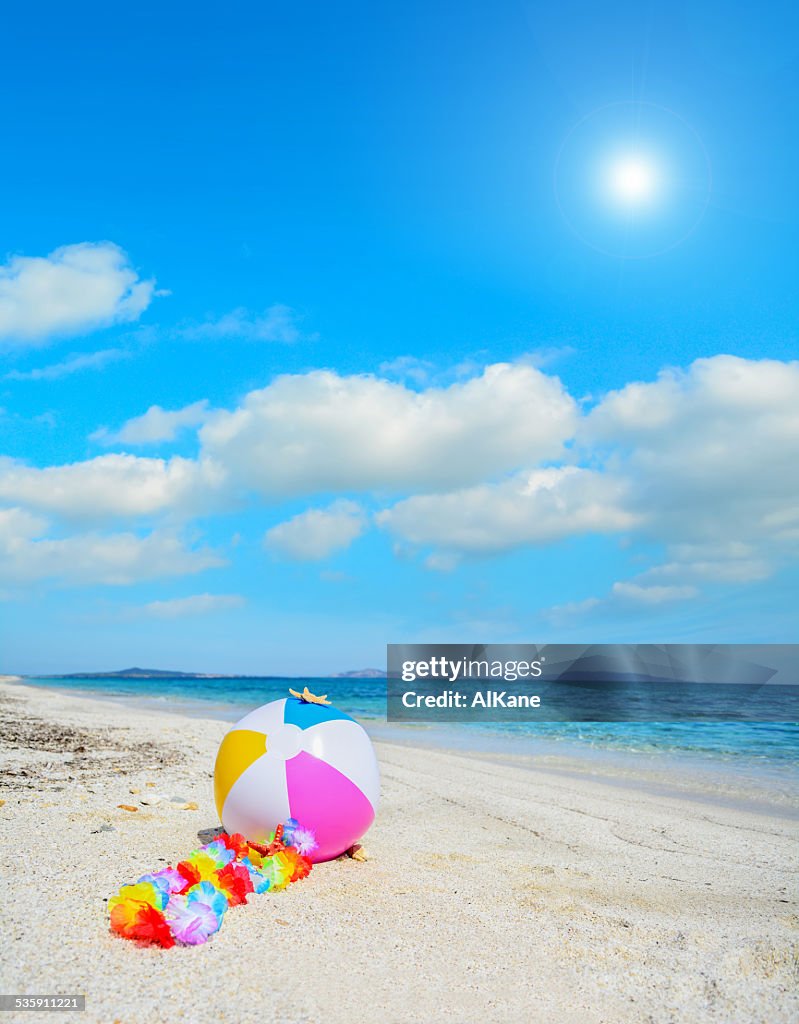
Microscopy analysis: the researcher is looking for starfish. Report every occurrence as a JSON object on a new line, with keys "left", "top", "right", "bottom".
{"left": 250, "top": 824, "right": 287, "bottom": 857}
{"left": 289, "top": 686, "right": 332, "bottom": 706}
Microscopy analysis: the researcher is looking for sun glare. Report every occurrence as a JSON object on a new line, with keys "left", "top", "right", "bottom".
{"left": 555, "top": 103, "right": 712, "bottom": 256}
{"left": 606, "top": 154, "right": 660, "bottom": 206}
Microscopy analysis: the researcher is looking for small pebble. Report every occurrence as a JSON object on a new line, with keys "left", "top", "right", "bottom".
{"left": 117, "top": 804, "right": 138, "bottom": 812}
{"left": 181, "top": 801, "right": 199, "bottom": 811}
{"left": 129, "top": 787, "right": 140, "bottom": 795}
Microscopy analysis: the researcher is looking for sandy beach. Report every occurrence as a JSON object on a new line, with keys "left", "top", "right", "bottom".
{"left": 0, "top": 678, "right": 797, "bottom": 1024}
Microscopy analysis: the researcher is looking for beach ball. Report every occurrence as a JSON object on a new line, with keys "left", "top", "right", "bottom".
{"left": 214, "top": 694, "right": 380, "bottom": 862}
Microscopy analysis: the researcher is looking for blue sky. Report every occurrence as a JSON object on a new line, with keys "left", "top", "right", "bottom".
{"left": 1, "top": 1, "right": 797, "bottom": 674}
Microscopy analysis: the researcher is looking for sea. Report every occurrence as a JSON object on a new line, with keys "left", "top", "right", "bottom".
{"left": 21, "top": 675, "right": 799, "bottom": 806}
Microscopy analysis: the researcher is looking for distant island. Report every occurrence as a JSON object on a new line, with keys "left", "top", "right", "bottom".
{"left": 50, "top": 667, "right": 237, "bottom": 680}
{"left": 334, "top": 668, "right": 387, "bottom": 678}
{"left": 42, "top": 666, "right": 387, "bottom": 680}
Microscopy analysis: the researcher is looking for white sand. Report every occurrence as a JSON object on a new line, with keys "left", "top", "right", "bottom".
{"left": 1, "top": 679, "right": 797, "bottom": 1024}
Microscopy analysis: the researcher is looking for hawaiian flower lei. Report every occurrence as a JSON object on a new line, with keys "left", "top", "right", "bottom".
{"left": 108, "top": 819, "right": 316, "bottom": 947}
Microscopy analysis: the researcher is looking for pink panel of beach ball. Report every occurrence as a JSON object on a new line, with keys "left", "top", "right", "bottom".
{"left": 285, "top": 751, "right": 376, "bottom": 862}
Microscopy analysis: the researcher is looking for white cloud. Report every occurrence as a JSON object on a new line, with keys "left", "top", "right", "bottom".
{"left": 136, "top": 593, "right": 245, "bottom": 618}
{"left": 583, "top": 354, "right": 799, "bottom": 579}
{"left": 545, "top": 580, "right": 697, "bottom": 623}
{"left": 424, "top": 551, "right": 461, "bottom": 572}
{"left": 639, "top": 557, "right": 771, "bottom": 584}
{"left": 378, "top": 355, "right": 436, "bottom": 384}
{"left": 547, "top": 596, "right": 602, "bottom": 619}
{"left": 376, "top": 350, "right": 575, "bottom": 388}
{"left": 374, "top": 353, "right": 799, "bottom": 595}
{"left": 182, "top": 304, "right": 304, "bottom": 343}
{"left": 201, "top": 363, "right": 578, "bottom": 497}
{"left": 4, "top": 352, "right": 798, "bottom": 609}
{"left": 0, "top": 508, "right": 224, "bottom": 586}
{"left": 521, "top": 345, "right": 577, "bottom": 369}
{"left": 585, "top": 355, "right": 799, "bottom": 544}
{"left": 0, "top": 506, "right": 44, "bottom": 540}
{"left": 377, "top": 467, "right": 636, "bottom": 554}
{"left": 0, "top": 243, "right": 156, "bottom": 346}
{"left": 264, "top": 500, "right": 366, "bottom": 560}
{"left": 92, "top": 400, "right": 210, "bottom": 445}
{"left": 4, "top": 347, "right": 130, "bottom": 381}
{"left": 0, "top": 454, "right": 225, "bottom": 523}
{"left": 611, "top": 581, "right": 699, "bottom": 604}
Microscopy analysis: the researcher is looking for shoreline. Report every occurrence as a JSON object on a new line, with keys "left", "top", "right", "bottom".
{"left": 2, "top": 678, "right": 797, "bottom": 1023}
{"left": 6, "top": 675, "right": 798, "bottom": 816}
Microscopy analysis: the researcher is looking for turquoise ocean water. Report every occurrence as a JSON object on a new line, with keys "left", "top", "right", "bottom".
{"left": 21, "top": 675, "right": 798, "bottom": 788}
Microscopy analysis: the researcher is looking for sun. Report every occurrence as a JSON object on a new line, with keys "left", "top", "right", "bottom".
{"left": 554, "top": 102, "right": 711, "bottom": 256}
{"left": 606, "top": 154, "right": 660, "bottom": 207}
